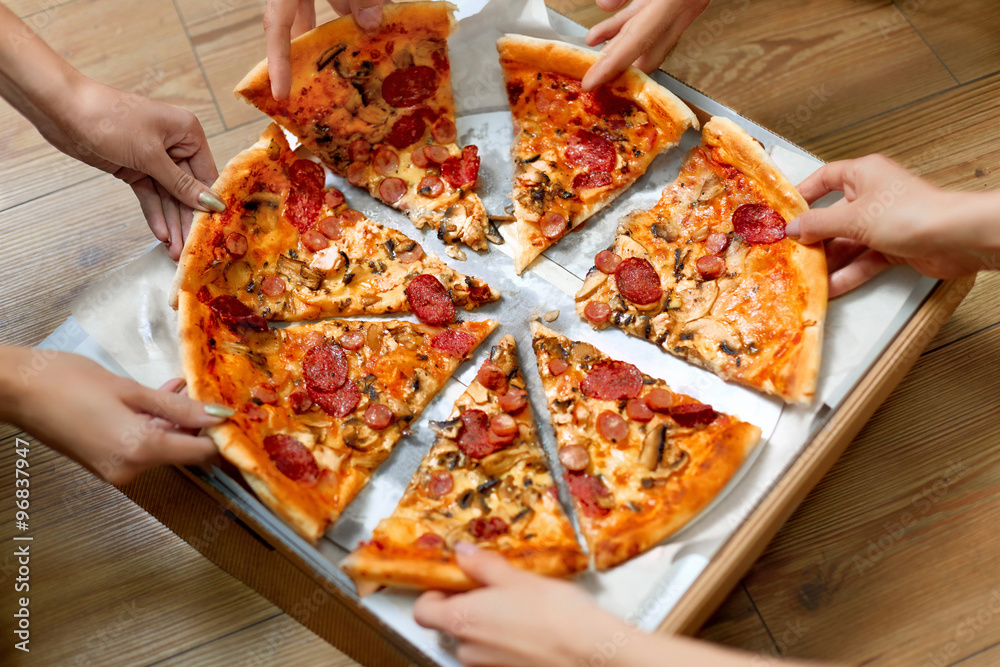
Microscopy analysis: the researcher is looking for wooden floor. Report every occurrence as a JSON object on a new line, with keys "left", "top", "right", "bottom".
{"left": 2, "top": 0, "right": 999, "bottom": 664}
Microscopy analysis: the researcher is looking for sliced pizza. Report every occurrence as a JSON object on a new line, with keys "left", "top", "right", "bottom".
{"left": 530, "top": 323, "right": 760, "bottom": 571}
{"left": 178, "top": 289, "right": 497, "bottom": 542}
{"left": 497, "top": 35, "right": 698, "bottom": 274}
{"left": 173, "top": 123, "right": 499, "bottom": 323}
{"left": 575, "top": 117, "right": 827, "bottom": 403}
{"left": 235, "top": 2, "right": 490, "bottom": 257}
{"left": 341, "top": 335, "right": 587, "bottom": 590}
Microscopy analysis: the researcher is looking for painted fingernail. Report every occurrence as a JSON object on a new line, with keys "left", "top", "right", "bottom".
{"left": 785, "top": 219, "right": 800, "bottom": 239}
{"left": 357, "top": 7, "right": 381, "bottom": 31}
{"left": 455, "top": 542, "right": 478, "bottom": 556}
{"left": 198, "top": 190, "right": 226, "bottom": 212}
{"left": 204, "top": 403, "right": 235, "bottom": 418}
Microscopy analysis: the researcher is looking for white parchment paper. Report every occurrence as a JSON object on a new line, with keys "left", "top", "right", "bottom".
{"left": 48, "top": 1, "right": 938, "bottom": 663}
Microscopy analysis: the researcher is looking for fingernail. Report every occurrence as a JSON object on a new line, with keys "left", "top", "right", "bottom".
{"left": 455, "top": 542, "right": 478, "bottom": 556}
{"left": 204, "top": 403, "right": 235, "bottom": 418}
{"left": 785, "top": 219, "right": 800, "bottom": 239}
{"left": 358, "top": 7, "right": 380, "bottom": 31}
{"left": 198, "top": 190, "right": 226, "bottom": 212}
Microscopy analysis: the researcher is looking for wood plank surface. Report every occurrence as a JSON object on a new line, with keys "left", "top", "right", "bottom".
{"left": 1, "top": 0, "right": 999, "bottom": 664}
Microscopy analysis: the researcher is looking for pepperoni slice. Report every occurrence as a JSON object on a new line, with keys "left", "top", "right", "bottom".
{"left": 373, "top": 147, "right": 399, "bottom": 176}
{"left": 339, "top": 209, "right": 365, "bottom": 226}
{"left": 704, "top": 232, "right": 730, "bottom": 255}
{"left": 489, "top": 413, "right": 519, "bottom": 439}
{"left": 395, "top": 242, "right": 424, "bottom": 264}
{"left": 301, "top": 229, "right": 329, "bottom": 253}
{"left": 241, "top": 401, "right": 267, "bottom": 422}
{"left": 288, "top": 390, "right": 313, "bottom": 414}
{"left": 324, "top": 188, "right": 345, "bottom": 209}
{"left": 547, "top": 358, "right": 568, "bottom": 376}
{"left": 348, "top": 138, "right": 371, "bottom": 162}
{"left": 346, "top": 161, "right": 368, "bottom": 186}
{"left": 406, "top": 274, "right": 455, "bottom": 325}
{"left": 309, "top": 381, "right": 361, "bottom": 418}
{"left": 263, "top": 434, "right": 319, "bottom": 484}
{"left": 386, "top": 114, "right": 426, "bottom": 149}
{"left": 340, "top": 330, "right": 365, "bottom": 351}
{"left": 498, "top": 387, "right": 528, "bottom": 414}
{"left": 285, "top": 190, "right": 323, "bottom": 233}
{"left": 426, "top": 145, "right": 450, "bottom": 164}
{"left": 615, "top": 257, "right": 662, "bottom": 305}
{"left": 476, "top": 362, "right": 508, "bottom": 393}
{"left": 428, "top": 470, "right": 453, "bottom": 498}
{"left": 585, "top": 86, "right": 636, "bottom": 117}
{"left": 289, "top": 159, "right": 325, "bottom": 191}
{"left": 565, "top": 130, "right": 616, "bottom": 173}
{"left": 597, "top": 410, "right": 628, "bottom": 442}
{"left": 260, "top": 275, "right": 286, "bottom": 297}
{"left": 539, "top": 212, "right": 567, "bottom": 239}
{"left": 431, "top": 117, "right": 456, "bottom": 145}
{"left": 382, "top": 65, "right": 438, "bottom": 108}
{"left": 468, "top": 516, "right": 509, "bottom": 540}
{"left": 573, "top": 172, "right": 613, "bottom": 190}
{"left": 302, "top": 343, "right": 348, "bottom": 392}
{"left": 581, "top": 360, "right": 643, "bottom": 401}
{"left": 431, "top": 329, "right": 476, "bottom": 358}
{"left": 595, "top": 250, "right": 622, "bottom": 274}
{"left": 208, "top": 295, "right": 267, "bottom": 331}
{"left": 558, "top": 445, "right": 590, "bottom": 472}
{"left": 415, "top": 532, "right": 446, "bottom": 549}
{"left": 317, "top": 216, "right": 343, "bottom": 240}
{"left": 625, "top": 398, "right": 654, "bottom": 422}
{"left": 644, "top": 388, "right": 675, "bottom": 413}
{"left": 378, "top": 177, "right": 408, "bottom": 204}
{"left": 565, "top": 471, "right": 612, "bottom": 517}
{"left": 417, "top": 175, "right": 444, "bottom": 198}
{"left": 732, "top": 204, "right": 786, "bottom": 245}
{"left": 671, "top": 403, "right": 716, "bottom": 427}
{"left": 225, "top": 232, "right": 248, "bottom": 258}
{"left": 456, "top": 409, "right": 499, "bottom": 458}
{"left": 411, "top": 145, "right": 431, "bottom": 169}
{"left": 441, "top": 146, "right": 480, "bottom": 189}
{"left": 250, "top": 384, "right": 277, "bottom": 405}
{"left": 696, "top": 255, "right": 726, "bottom": 280}
{"left": 364, "top": 403, "right": 394, "bottom": 430}
{"left": 534, "top": 87, "right": 564, "bottom": 115}
{"left": 584, "top": 302, "right": 611, "bottom": 324}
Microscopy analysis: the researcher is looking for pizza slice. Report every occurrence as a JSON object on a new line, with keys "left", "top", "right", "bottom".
{"left": 530, "top": 323, "right": 760, "bottom": 571}
{"left": 235, "top": 2, "right": 491, "bottom": 257}
{"left": 178, "top": 288, "right": 497, "bottom": 542}
{"left": 575, "top": 117, "right": 827, "bottom": 403}
{"left": 173, "top": 123, "right": 499, "bottom": 323}
{"left": 497, "top": 35, "right": 698, "bottom": 274}
{"left": 341, "top": 335, "right": 587, "bottom": 591}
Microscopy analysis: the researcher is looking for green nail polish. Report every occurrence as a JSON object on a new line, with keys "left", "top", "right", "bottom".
{"left": 204, "top": 403, "right": 235, "bottom": 418}
{"left": 199, "top": 190, "right": 226, "bottom": 212}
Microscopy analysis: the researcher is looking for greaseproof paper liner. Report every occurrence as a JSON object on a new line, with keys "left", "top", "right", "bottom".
{"left": 53, "top": 0, "right": 938, "bottom": 663}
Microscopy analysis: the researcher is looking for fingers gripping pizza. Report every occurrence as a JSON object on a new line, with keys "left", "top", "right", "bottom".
{"left": 235, "top": 2, "right": 490, "bottom": 258}
{"left": 342, "top": 335, "right": 586, "bottom": 590}
{"left": 172, "top": 124, "right": 498, "bottom": 324}
{"left": 497, "top": 35, "right": 698, "bottom": 274}
{"left": 530, "top": 323, "right": 760, "bottom": 571}
{"left": 575, "top": 117, "right": 827, "bottom": 403}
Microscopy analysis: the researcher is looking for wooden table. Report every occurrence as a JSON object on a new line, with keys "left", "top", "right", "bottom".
{"left": 2, "top": 0, "right": 999, "bottom": 664}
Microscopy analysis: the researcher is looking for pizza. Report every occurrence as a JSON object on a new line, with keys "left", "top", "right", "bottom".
{"left": 497, "top": 35, "right": 698, "bottom": 274}
{"left": 530, "top": 323, "right": 760, "bottom": 570}
{"left": 235, "top": 2, "right": 491, "bottom": 259}
{"left": 177, "top": 288, "right": 497, "bottom": 542}
{"left": 575, "top": 117, "right": 827, "bottom": 403}
{"left": 172, "top": 124, "right": 499, "bottom": 323}
{"left": 341, "top": 335, "right": 587, "bottom": 590}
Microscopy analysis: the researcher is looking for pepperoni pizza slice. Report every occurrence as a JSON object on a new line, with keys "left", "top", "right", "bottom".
{"left": 530, "top": 323, "right": 760, "bottom": 571}
{"left": 178, "top": 290, "right": 497, "bottom": 542}
{"left": 235, "top": 2, "right": 490, "bottom": 258}
{"left": 173, "top": 124, "right": 498, "bottom": 324}
{"left": 575, "top": 117, "right": 827, "bottom": 403}
{"left": 497, "top": 35, "right": 698, "bottom": 274}
{"left": 341, "top": 335, "right": 586, "bottom": 591}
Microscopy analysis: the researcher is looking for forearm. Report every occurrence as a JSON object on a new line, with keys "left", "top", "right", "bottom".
{"left": 0, "top": 345, "right": 33, "bottom": 427}
{"left": 945, "top": 188, "right": 1000, "bottom": 271}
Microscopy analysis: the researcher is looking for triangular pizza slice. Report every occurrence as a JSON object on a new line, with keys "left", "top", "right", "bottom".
{"left": 497, "top": 35, "right": 698, "bottom": 274}
{"left": 342, "top": 335, "right": 586, "bottom": 590}
{"left": 530, "top": 323, "right": 760, "bottom": 571}
{"left": 235, "top": 2, "right": 490, "bottom": 256}
{"left": 178, "top": 291, "right": 497, "bottom": 542}
{"left": 574, "top": 117, "right": 827, "bottom": 403}
{"left": 174, "top": 124, "right": 499, "bottom": 324}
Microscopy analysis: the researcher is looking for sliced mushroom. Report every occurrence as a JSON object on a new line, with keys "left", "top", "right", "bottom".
{"left": 277, "top": 254, "right": 323, "bottom": 290}
{"left": 575, "top": 268, "right": 608, "bottom": 302}
{"left": 616, "top": 234, "right": 651, "bottom": 260}
{"left": 465, "top": 381, "right": 489, "bottom": 405}
{"left": 680, "top": 318, "right": 744, "bottom": 357}
{"left": 639, "top": 423, "right": 667, "bottom": 470}
{"left": 695, "top": 174, "right": 725, "bottom": 204}
{"left": 675, "top": 280, "right": 719, "bottom": 322}
{"left": 366, "top": 323, "right": 383, "bottom": 354}
{"left": 429, "top": 417, "right": 463, "bottom": 440}
{"left": 341, "top": 419, "right": 380, "bottom": 451}
{"left": 243, "top": 190, "right": 281, "bottom": 210}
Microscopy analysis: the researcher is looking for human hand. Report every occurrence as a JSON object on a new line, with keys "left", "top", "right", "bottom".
{"left": 3, "top": 348, "right": 232, "bottom": 485}
{"left": 582, "top": 0, "right": 710, "bottom": 91}
{"left": 37, "top": 79, "right": 223, "bottom": 260}
{"left": 264, "top": 0, "right": 386, "bottom": 100}
{"left": 788, "top": 155, "right": 1000, "bottom": 297}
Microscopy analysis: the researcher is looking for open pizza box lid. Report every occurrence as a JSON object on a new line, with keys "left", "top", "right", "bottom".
{"left": 44, "top": 1, "right": 970, "bottom": 664}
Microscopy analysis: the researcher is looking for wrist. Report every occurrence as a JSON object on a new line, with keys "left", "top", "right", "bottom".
{"left": 947, "top": 189, "right": 1000, "bottom": 271}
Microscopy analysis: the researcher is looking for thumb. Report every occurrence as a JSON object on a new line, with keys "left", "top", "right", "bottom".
{"left": 125, "top": 383, "right": 235, "bottom": 429}
{"left": 454, "top": 543, "right": 527, "bottom": 586}
{"left": 786, "top": 203, "right": 864, "bottom": 245}
{"left": 146, "top": 149, "right": 226, "bottom": 213}
{"left": 350, "top": 0, "right": 383, "bottom": 31}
